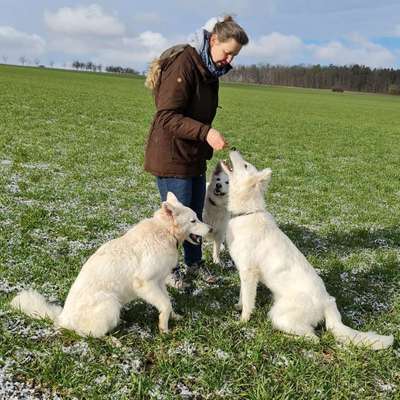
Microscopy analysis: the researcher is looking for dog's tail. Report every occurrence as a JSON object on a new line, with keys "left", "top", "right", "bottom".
{"left": 324, "top": 297, "right": 393, "bottom": 350}
{"left": 11, "top": 290, "right": 62, "bottom": 322}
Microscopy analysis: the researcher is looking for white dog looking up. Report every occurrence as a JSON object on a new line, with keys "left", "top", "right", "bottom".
{"left": 11, "top": 192, "right": 211, "bottom": 337}
{"left": 221, "top": 150, "right": 393, "bottom": 350}
{"left": 203, "top": 161, "right": 230, "bottom": 264}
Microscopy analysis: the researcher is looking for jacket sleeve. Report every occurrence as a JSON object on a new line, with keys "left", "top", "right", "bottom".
{"left": 155, "top": 54, "right": 210, "bottom": 142}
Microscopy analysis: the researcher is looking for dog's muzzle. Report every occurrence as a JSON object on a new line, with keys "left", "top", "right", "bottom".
{"left": 188, "top": 234, "right": 202, "bottom": 245}
{"left": 213, "top": 188, "right": 226, "bottom": 196}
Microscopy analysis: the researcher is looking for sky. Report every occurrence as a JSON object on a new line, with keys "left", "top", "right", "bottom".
{"left": 1, "top": 0, "right": 400, "bottom": 71}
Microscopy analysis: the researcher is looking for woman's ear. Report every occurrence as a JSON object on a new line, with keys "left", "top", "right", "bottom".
{"left": 210, "top": 33, "right": 219, "bottom": 47}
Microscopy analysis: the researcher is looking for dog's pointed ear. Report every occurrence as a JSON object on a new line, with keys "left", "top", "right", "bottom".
{"left": 259, "top": 168, "right": 272, "bottom": 183}
{"left": 162, "top": 200, "right": 177, "bottom": 218}
{"left": 162, "top": 192, "right": 180, "bottom": 217}
{"left": 214, "top": 161, "right": 223, "bottom": 174}
{"left": 166, "top": 192, "right": 178, "bottom": 204}
{"left": 247, "top": 168, "right": 272, "bottom": 188}
{"left": 220, "top": 161, "right": 231, "bottom": 176}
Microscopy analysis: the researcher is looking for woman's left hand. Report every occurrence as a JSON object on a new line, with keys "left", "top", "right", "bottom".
{"left": 206, "top": 128, "right": 228, "bottom": 151}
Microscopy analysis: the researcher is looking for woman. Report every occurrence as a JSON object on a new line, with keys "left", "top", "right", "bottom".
{"left": 144, "top": 16, "right": 248, "bottom": 288}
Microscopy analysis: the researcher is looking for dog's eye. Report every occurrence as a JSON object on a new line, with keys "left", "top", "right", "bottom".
{"left": 190, "top": 219, "right": 196, "bottom": 223}
{"left": 225, "top": 181, "right": 229, "bottom": 184}
{"left": 244, "top": 164, "right": 248, "bottom": 169}
{"left": 216, "top": 178, "right": 220, "bottom": 181}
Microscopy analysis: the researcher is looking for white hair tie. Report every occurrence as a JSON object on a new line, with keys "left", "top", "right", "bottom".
{"left": 202, "top": 16, "right": 225, "bottom": 32}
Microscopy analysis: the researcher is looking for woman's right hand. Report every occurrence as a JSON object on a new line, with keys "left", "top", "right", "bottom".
{"left": 206, "top": 128, "right": 228, "bottom": 151}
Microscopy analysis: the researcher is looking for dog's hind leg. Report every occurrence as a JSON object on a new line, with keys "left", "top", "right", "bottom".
{"left": 161, "top": 282, "right": 182, "bottom": 320}
{"left": 69, "top": 293, "right": 121, "bottom": 337}
{"left": 135, "top": 281, "right": 174, "bottom": 333}
{"left": 269, "top": 301, "right": 318, "bottom": 342}
{"left": 238, "top": 268, "right": 258, "bottom": 322}
{"left": 212, "top": 239, "right": 222, "bottom": 264}
{"left": 234, "top": 286, "right": 242, "bottom": 311}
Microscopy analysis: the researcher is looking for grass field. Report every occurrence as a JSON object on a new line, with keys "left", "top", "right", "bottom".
{"left": 0, "top": 64, "right": 399, "bottom": 399}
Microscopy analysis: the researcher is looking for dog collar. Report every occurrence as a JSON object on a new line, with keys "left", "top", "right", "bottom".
{"left": 230, "top": 210, "right": 264, "bottom": 219}
{"left": 208, "top": 197, "right": 217, "bottom": 206}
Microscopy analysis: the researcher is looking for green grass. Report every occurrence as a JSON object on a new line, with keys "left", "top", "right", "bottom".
{"left": 0, "top": 64, "right": 399, "bottom": 399}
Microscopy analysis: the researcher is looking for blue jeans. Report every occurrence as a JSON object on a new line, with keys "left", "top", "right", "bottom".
{"left": 157, "top": 175, "right": 206, "bottom": 266}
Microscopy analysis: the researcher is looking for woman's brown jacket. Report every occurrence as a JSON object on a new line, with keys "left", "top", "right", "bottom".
{"left": 144, "top": 46, "right": 219, "bottom": 177}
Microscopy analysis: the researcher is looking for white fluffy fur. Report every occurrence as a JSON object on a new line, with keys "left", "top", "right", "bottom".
{"left": 222, "top": 151, "right": 394, "bottom": 350}
{"left": 11, "top": 193, "right": 210, "bottom": 337}
{"left": 202, "top": 162, "right": 230, "bottom": 264}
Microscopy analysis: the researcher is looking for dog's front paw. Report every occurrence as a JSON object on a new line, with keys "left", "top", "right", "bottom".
{"left": 212, "top": 256, "right": 221, "bottom": 265}
{"left": 240, "top": 313, "right": 250, "bottom": 323}
{"left": 171, "top": 311, "right": 183, "bottom": 320}
{"left": 159, "top": 325, "right": 169, "bottom": 334}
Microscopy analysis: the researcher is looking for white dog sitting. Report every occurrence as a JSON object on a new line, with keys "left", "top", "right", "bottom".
{"left": 203, "top": 161, "right": 230, "bottom": 264}
{"left": 221, "top": 150, "right": 393, "bottom": 350}
{"left": 11, "top": 192, "right": 211, "bottom": 337}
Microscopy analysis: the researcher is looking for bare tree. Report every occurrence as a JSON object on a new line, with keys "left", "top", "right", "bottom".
{"left": 34, "top": 58, "right": 40, "bottom": 66}
{"left": 19, "top": 56, "right": 27, "bottom": 65}
{"left": 50, "top": 60, "right": 55, "bottom": 68}
{"left": 86, "top": 61, "right": 93, "bottom": 71}
{"left": 2, "top": 55, "right": 8, "bottom": 64}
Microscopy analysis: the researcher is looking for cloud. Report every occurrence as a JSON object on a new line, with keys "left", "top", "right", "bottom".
{"left": 101, "top": 31, "right": 171, "bottom": 68}
{"left": 309, "top": 34, "right": 396, "bottom": 68}
{"left": 44, "top": 4, "right": 125, "bottom": 36}
{"left": 132, "top": 12, "right": 162, "bottom": 26}
{"left": 34, "top": 4, "right": 400, "bottom": 71}
{"left": 46, "top": 28, "right": 171, "bottom": 70}
{"left": 238, "top": 31, "right": 397, "bottom": 68}
{"left": 0, "top": 26, "right": 45, "bottom": 61}
{"left": 240, "top": 32, "right": 304, "bottom": 64}
{"left": 134, "top": 31, "right": 169, "bottom": 49}
{"left": 43, "top": 5, "right": 173, "bottom": 69}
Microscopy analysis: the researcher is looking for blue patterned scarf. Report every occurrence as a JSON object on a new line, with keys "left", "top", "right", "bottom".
{"left": 190, "top": 29, "right": 232, "bottom": 78}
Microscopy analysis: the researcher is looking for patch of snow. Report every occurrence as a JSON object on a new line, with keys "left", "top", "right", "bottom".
{"left": 168, "top": 341, "right": 196, "bottom": 357}
{"left": 215, "top": 349, "right": 229, "bottom": 360}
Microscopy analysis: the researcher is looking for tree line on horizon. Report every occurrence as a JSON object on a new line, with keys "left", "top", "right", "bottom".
{"left": 222, "top": 63, "right": 400, "bottom": 94}
{"left": 3, "top": 55, "right": 400, "bottom": 94}
{"left": 1, "top": 56, "right": 142, "bottom": 76}
{"left": 71, "top": 60, "right": 140, "bottom": 75}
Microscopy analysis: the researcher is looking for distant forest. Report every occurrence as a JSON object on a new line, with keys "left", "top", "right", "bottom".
{"left": 222, "top": 64, "right": 400, "bottom": 95}
{"left": 8, "top": 56, "right": 399, "bottom": 94}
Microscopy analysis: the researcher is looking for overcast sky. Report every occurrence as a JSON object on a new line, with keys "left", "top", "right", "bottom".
{"left": 1, "top": 0, "right": 400, "bottom": 71}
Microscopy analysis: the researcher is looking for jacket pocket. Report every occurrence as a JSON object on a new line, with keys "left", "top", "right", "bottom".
{"left": 171, "top": 137, "right": 200, "bottom": 163}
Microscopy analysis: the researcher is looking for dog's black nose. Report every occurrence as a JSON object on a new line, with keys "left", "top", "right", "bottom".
{"left": 231, "top": 146, "right": 237, "bottom": 151}
{"left": 216, "top": 183, "right": 222, "bottom": 189}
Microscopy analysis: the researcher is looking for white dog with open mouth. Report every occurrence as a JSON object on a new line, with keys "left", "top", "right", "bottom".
{"left": 221, "top": 151, "right": 393, "bottom": 350}
{"left": 203, "top": 161, "right": 230, "bottom": 264}
{"left": 11, "top": 192, "right": 211, "bottom": 337}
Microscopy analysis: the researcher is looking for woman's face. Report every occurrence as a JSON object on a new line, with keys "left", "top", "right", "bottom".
{"left": 209, "top": 34, "right": 242, "bottom": 68}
